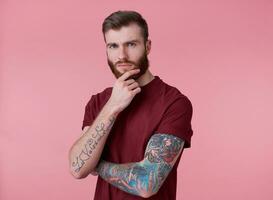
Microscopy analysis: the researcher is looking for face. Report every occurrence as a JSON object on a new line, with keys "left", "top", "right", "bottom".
{"left": 104, "top": 23, "right": 151, "bottom": 80}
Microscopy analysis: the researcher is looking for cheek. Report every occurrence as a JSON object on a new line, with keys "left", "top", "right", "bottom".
{"left": 128, "top": 49, "right": 144, "bottom": 60}
{"left": 107, "top": 51, "right": 117, "bottom": 62}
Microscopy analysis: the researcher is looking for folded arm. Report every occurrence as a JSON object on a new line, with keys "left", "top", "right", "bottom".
{"left": 95, "top": 133, "right": 185, "bottom": 198}
{"left": 69, "top": 102, "right": 117, "bottom": 179}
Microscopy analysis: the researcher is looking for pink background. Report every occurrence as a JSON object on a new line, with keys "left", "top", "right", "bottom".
{"left": 1, "top": 0, "right": 273, "bottom": 199}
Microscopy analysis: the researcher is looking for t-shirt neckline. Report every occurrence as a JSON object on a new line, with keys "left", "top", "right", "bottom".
{"left": 140, "top": 75, "right": 160, "bottom": 91}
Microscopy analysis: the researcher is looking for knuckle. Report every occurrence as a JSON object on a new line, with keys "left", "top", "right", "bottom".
{"left": 120, "top": 82, "right": 126, "bottom": 87}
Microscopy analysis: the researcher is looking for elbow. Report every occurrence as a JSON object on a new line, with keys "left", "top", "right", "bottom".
{"left": 137, "top": 189, "right": 157, "bottom": 198}
{"left": 70, "top": 171, "right": 83, "bottom": 179}
{"left": 68, "top": 153, "right": 91, "bottom": 179}
{"left": 68, "top": 148, "right": 97, "bottom": 179}
{"left": 69, "top": 161, "right": 97, "bottom": 179}
{"left": 69, "top": 166, "right": 84, "bottom": 179}
{"left": 141, "top": 194, "right": 153, "bottom": 199}
{"left": 69, "top": 163, "right": 96, "bottom": 179}
{"left": 140, "top": 186, "right": 160, "bottom": 198}
{"left": 69, "top": 168, "right": 89, "bottom": 179}
{"left": 140, "top": 192, "right": 156, "bottom": 199}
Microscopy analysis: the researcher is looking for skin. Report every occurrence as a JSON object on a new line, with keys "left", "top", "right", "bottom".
{"left": 71, "top": 116, "right": 115, "bottom": 173}
{"left": 105, "top": 22, "right": 154, "bottom": 86}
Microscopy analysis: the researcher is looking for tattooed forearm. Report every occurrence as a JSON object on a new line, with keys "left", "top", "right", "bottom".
{"left": 96, "top": 133, "right": 184, "bottom": 197}
{"left": 71, "top": 116, "right": 115, "bottom": 173}
{"left": 144, "top": 133, "right": 183, "bottom": 165}
{"left": 97, "top": 160, "right": 159, "bottom": 197}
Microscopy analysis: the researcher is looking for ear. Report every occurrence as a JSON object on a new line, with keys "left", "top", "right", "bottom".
{"left": 145, "top": 39, "right": 151, "bottom": 55}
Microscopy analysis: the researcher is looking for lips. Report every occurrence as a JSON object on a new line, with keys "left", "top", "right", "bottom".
{"left": 117, "top": 63, "right": 132, "bottom": 67}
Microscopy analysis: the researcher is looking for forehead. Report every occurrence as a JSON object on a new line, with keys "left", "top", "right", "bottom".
{"left": 104, "top": 23, "right": 143, "bottom": 44}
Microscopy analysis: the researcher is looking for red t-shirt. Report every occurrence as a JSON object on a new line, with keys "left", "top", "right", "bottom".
{"left": 82, "top": 76, "right": 193, "bottom": 200}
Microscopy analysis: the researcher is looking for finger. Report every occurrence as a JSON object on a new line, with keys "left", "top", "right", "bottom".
{"left": 124, "top": 79, "right": 135, "bottom": 86}
{"left": 131, "top": 87, "right": 141, "bottom": 95}
{"left": 119, "top": 69, "right": 140, "bottom": 81}
{"left": 127, "top": 82, "right": 139, "bottom": 90}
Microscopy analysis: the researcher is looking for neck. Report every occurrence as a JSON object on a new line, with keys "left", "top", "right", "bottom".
{"left": 136, "top": 69, "right": 154, "bottom": 87}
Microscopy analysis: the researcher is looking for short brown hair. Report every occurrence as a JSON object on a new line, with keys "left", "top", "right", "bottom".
{"left": 102, "top": 10, "right": 149, "bottom": 43}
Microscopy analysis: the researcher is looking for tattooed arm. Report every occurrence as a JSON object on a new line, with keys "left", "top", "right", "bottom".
{"left": 69, "top": 69, "right": 141, "bottom": 179}
{"left": 69, "top": 101, "right": 118, "bottom": 179}
{"left": 95, "top": 133, "right": 185, "bottom": 198}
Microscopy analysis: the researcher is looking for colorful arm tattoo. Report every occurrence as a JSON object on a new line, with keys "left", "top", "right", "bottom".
{"left": 96, "top": 133, "right": 185, "bottom": 198}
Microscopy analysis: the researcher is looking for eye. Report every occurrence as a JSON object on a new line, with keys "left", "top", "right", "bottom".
{"left": 127, "top": 42, "right": 136, "bottom": 47}
{"left": 108, "top": 44, "right": 118, "bottom": 49}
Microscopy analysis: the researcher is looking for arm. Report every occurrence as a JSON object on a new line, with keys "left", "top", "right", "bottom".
{"left": 69, "top": 101, "right": 118, "bottom": 179}
{"left": 68, "top": 69, "right": 141, "bottom": 179}
{"left": 95, "top": 133, "right": 185, "bottom": 198}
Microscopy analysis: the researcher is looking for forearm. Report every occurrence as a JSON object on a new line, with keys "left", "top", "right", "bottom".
{"left": 69, "top": 101, "right": 118, "bottom": 179}
{"left": 96, "top": 159, "right": 170, "bottom": 198}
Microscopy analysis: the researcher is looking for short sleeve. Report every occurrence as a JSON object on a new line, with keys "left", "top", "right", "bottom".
{"left": 155, "top": 96, "right": 193, "bottom": 148}
{"left": 81, "top": 95, "right": 97, "bottom": 131}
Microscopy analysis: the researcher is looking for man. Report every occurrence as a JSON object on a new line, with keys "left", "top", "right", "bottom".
{"left": 69, "top": 10, "right": 193, "bottom": 199}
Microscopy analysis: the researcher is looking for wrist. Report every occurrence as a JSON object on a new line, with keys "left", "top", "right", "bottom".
{"left": 105, "top": 100, "right": 121, "bottom": 117}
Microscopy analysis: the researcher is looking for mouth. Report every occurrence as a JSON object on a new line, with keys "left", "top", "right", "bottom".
{"left": 116, "top": 63, "right": 134, "bottom": 71}
{"left": 117, "top": 63, "right": 132, "bottom": 67}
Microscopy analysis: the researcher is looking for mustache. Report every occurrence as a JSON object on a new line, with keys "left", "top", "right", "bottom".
{"left": 115, "top": 60, "right": 135, "bottom": 65}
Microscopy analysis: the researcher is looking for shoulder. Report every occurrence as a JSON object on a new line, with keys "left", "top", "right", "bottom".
{"left": 86, "top": 87, "right": 112, "bottom": 107}
{"left": 159, "top": 79, "right": 193, "bottom": 111}
{"left": 91, "top": 87, "right": 112, "bottom": 100}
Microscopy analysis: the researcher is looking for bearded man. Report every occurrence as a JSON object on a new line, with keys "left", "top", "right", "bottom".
{"left": 69, "top": 10, "right": 194, "bottom": 200}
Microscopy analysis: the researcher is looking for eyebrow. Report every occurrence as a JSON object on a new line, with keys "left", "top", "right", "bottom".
{"left": 106, "top": 39, "right": 141, "bottom": 47}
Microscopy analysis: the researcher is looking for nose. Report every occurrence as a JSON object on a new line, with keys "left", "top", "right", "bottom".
{"left": 118, "top": 46, "right": 128, "bottom": 61}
